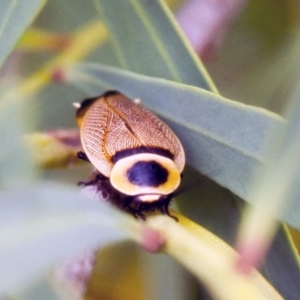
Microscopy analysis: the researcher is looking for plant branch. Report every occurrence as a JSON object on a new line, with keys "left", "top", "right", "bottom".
{"left": 141, "top": 211, "right": 283, "bottom": 300}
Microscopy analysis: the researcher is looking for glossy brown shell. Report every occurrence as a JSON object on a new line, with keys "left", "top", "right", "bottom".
{"left": 78, "top": 91, "right": 185, "bottom": 177}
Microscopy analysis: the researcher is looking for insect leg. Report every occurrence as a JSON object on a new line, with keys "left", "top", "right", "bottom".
{"left": 77, "top": 171, "right": 108, "bottom": 186}
{"left": 159, "top": 195, "right": 178, "bottom": 222}
{"left": 77, "top": 151, "right": 90, "bottom": 162}
{"left": 123, "top": 196, "right": 146, "bottom": 220}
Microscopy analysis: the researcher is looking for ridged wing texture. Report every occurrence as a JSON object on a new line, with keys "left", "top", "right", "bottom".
{"left": 80, "top": 93, "right": 185, "bottom": 176}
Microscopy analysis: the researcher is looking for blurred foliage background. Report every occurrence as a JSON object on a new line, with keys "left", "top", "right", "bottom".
{"left": 206, "top": 0, "right": 300, "bottom": 114}
{"left": 1, "top": 0, "right": 300, "bottom": 299}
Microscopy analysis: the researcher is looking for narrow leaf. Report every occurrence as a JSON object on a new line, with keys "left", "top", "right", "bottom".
{"left": 0, "top": 183, "right": 136, "bottom": 294}
{"left": 0, "top": 0, "right": 46, "bottom": 69}
{"left": 236, "top": 82, "right": 300, "bottom": 269}
{"left": 93, "top": 0, "right": 217, "bottom": 91}
{"left": 65, "top": 63, "right": 283, "bottom": 206}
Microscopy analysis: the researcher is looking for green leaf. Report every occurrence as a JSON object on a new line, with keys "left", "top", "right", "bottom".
{"left": 0, "top": 97, "right": 36, "bottom": 188}
{"left": 93, "top": 0, "right": 217, "bottom": 91}
{"left": 0, "top": 183, "right": 133, "bottom": 294}
{"left": 0, "top": 0, "right": 46, "bottom": 69}
{"left": 268, "top": 85, "right": 300, "bottom": 228}
{"left": 239, "top": 80, "right": 300, "bottom": 232}
{"left": 65, "top": 63, "right": 283, "bottom": 204}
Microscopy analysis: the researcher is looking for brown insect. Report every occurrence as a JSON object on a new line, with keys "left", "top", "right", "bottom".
{"left": 74, "top": 90, "right": 185, "bottom": 220}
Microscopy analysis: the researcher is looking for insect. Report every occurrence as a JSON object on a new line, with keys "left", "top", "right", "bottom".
{"left": 74, "top": 90, "right": 185, "bottom": 220}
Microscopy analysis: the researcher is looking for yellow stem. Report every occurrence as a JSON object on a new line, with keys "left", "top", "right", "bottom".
{"left": 142, "top": 212, "right": 283, "bottom": 300}
{"left": 18, "top": 28, "right": 68, "bottom": 52}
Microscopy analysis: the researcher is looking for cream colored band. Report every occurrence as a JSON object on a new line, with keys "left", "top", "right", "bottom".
{"left": 110, "top": 153, "right": 180, "bottom": 196}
